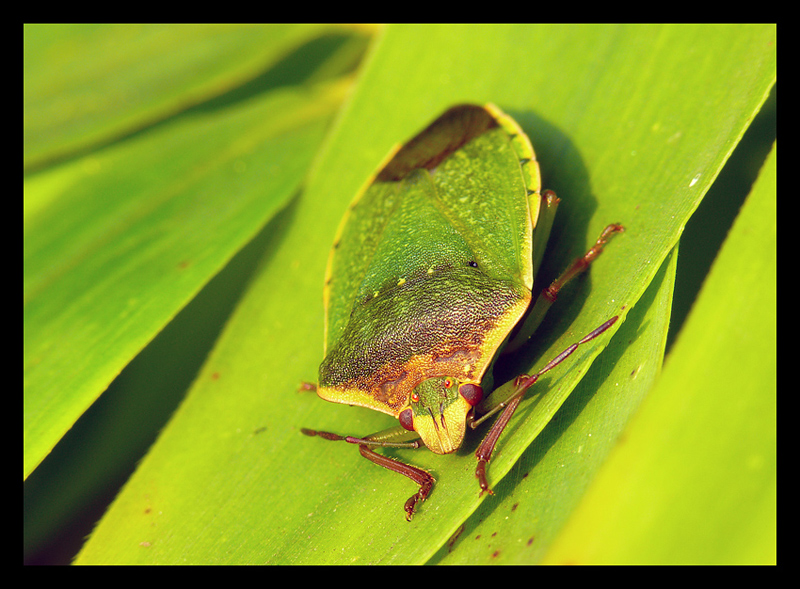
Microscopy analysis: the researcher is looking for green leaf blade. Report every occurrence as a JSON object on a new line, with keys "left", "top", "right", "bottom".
{"left": 23, "top": 24, "right": 331, "bottom": 171}
{"left": 544, "top": 144, "right": 776, "bottom": 564}
{"left": 24, "top": 83, "right": 342, "bottom": 479}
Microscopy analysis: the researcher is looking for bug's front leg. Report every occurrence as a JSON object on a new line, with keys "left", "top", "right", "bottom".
{"left": 471, "top": 377, "right": 528, "bottom": 495}
{"left": 471, "top": 316, "right": 619, "bottom": 494}
{"left": 301, "top": 425, "right": 433, "bottom": 520}
{"left": 357, "top": 445, "right": 434, "bottom": 521}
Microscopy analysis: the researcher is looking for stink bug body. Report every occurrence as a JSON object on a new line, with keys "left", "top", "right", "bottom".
{"left": 303, "top": 104, "right": 623, "bottom": 519}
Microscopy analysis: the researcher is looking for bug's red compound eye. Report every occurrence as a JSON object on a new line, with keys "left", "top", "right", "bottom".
{"left": 459, "top": 383, "right": 483, "bottom": 407}
{"left": 399, "top": 408, "right": 414, "bottom": 431}
{"left": 443, "top": 378, "right": 454, "bottom": 388}
{"left": 411, "top": 391, "right": 420, "bottom": 403}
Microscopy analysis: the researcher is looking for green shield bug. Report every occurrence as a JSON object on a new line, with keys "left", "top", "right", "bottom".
{"left": 303, "top": 104, "right": 623, "bottom": 520}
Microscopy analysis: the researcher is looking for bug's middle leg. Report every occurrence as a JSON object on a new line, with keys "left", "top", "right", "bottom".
{"left": 505, "top": 223, "right": 623, "bottom": 353}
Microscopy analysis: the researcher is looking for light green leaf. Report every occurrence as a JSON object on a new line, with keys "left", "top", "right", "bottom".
{"left": 23, "top": 28, "right": 355, "bottom": 479}
{"left": 23, "top": 24, "right": 333, "bottom": 170}
{"left": 544, "top": 144, "right": 776, "bottom": 565}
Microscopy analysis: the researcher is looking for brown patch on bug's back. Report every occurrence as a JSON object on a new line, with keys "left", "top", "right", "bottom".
{"left": 318, "top": 266, "right": 529, "bottom": 415}
{"left": 377, "top": 105, "right": 499, "bottom": 182}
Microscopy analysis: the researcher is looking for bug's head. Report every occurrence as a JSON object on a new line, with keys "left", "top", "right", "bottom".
{"left": 398, "top": 377, "right": 483, "bottom": 454}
